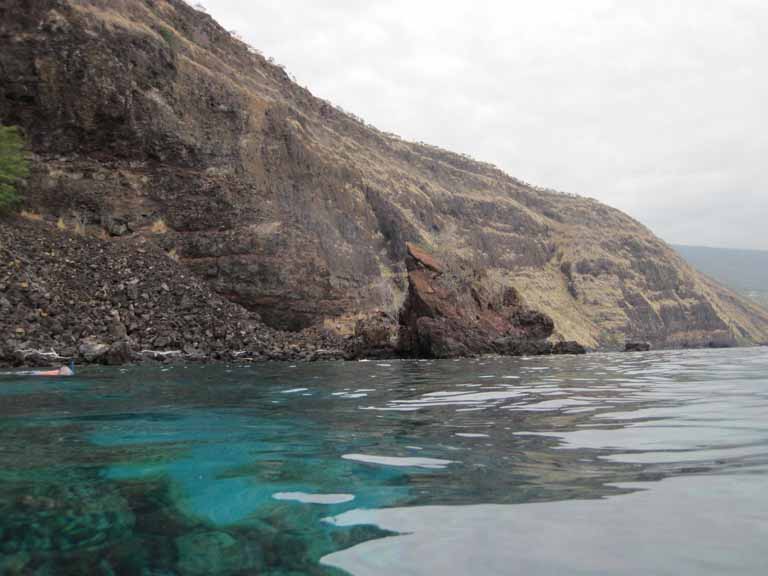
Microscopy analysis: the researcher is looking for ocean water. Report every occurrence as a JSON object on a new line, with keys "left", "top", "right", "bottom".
{"left": 0, "top": 348, "right": 766, "bottom": 575}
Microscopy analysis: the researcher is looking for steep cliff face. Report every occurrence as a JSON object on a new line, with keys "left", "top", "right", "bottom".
{"left": 397, "top": 243, "right": 585, "bottom": 358}
{"left": 2, "top": 0, "right": 768, "bottom": 350}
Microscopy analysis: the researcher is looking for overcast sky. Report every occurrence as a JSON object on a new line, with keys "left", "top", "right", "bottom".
{"left": 197, "top": 0, "right": 767, "bottom": 250}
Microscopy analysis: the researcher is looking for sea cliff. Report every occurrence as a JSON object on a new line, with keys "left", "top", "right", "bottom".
{"left": 2, "top": 0, "right": 767, "bottom": 366}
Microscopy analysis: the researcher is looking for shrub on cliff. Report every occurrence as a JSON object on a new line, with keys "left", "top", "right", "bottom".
{"left": 0, "top": 125, "right": 29, "bottom": 213}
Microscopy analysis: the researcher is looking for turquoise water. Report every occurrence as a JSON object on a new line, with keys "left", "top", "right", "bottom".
{"left": 0, "top": 348, "right": 766, "bottom": 575}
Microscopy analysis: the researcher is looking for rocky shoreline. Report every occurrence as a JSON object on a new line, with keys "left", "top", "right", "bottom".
{"left": 1, "top": 219, "right": 588, "bottom": 368}
{"left": 0, "top": 218, "right": 352, "bottom": 368}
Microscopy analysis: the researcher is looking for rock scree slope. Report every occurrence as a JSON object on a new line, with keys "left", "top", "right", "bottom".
{"left": 0, "top": 217, "right": 354, "bottom": 365}
{"left": 2, "top": 0, "right": 768, "bottom": 365}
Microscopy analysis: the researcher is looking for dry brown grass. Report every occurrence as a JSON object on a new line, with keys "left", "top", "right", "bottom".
{"left": 151, "top": 218, "right": 169, "bottom": 234}
{"left": 71, "top": 3, "right": 159, "bottom": 39}
{"left": 20, "top": 210, "right": 43, "bottom": 221}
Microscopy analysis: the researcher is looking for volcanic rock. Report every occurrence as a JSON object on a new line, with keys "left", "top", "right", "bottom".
{"left": 78, "top": 337, "right": 109, "bottom": 363}
{"left": 398, "top": 243, "right": 564, "bottom": 358}
{"left": 624, "top": 341, "right": 652, "bottom": 352}
{"left": 1, "top": 0, "right": 767, "bottom": 361}
{"left": 104, "top": 340, "right": 133, "bottom": 366}
{"left": 351, "top": 313, "right": 399, "bottom": 359}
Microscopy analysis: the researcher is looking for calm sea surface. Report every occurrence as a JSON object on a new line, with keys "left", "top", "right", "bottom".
{"left": 1, "top": 348, "right": 766, "bottom": 575}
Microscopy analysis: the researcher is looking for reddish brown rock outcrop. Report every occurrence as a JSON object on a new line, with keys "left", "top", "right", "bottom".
{"left": 398, "top": 243, "right": 583, "bottom": 357}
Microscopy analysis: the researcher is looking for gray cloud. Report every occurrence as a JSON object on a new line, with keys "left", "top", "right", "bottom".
{"left": 197, "top": 0, "right": 768, "bottom": 250}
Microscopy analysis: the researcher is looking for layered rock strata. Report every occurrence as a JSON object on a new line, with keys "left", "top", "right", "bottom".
{"left": 1, "top": 0, "right": 767, "bottom": 365}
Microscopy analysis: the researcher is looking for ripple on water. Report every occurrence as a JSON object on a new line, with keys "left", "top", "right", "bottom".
{"left": 0, "top": 347, "right": 766, "bottom": 575}
{"left": 273, "top": 492, "right": 355, "bottom": 505}
{"left": 341, "top": 454, "right": 456, "bottom": 469}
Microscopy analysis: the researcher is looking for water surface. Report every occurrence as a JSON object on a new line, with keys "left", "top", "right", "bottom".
{"left": 1, "top": 348, "right": 766, "bottom": 575}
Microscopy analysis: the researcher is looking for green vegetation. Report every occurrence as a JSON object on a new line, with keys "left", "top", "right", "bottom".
{"left": 0, "top": 125, "right": 29, "bottom": 213}
{"left": 158, "top": 26, "right": 176, "bottom": 48}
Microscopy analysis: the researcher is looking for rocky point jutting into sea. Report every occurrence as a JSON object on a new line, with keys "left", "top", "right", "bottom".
{"left": 2, "top": 0, "right": 768, "bottom": 367}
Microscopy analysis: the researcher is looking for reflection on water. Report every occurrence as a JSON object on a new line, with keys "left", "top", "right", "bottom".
{"left": 0, "top": 348, "right": 766, "bottom": 575}
{"left": 324, "top": 475, "right": 768, "bottom": 576}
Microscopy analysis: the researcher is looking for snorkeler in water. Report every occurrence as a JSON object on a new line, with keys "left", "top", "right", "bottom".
{"left": 29, "top": 361, "right": 75, "bottom": 377}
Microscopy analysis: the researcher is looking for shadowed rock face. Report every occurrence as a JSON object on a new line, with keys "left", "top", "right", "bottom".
{"left": 2, "top": 0, "right": 768, "bottom": 352}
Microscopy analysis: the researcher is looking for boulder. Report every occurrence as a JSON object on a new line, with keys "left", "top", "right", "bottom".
{"left": 153, "top": 335, "right": 172, "bottom": 348}
{"left": 493, "top": 338, "right": 553, "bottom": 356}
{"left": 12, "top": 349, "right": 57, "bottom": 367}
{"left": 553, "top": 341, "right": 588, "bottom": 355}
{"left": 0, "top": 296, "right": 11, "bottom": 313}
{"left": 78, "top": 337, "right": 109, "bottom": 362}
{"left": 104, "top": 340, "right": 133, "bottom": 365}
{"left": 109, "top": 318, "right": 128, "bottom": 340}
{"left": 624, "top": 341, "right": 651, "bottom": 352}
{"left": 176, "top": 531, "right": 262, "bottom": 576}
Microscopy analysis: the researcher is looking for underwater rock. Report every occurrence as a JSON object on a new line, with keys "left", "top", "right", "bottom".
{"left": 0, "top": 476, "right": 135, "bottom": 560}
{"left": 0, "top": 551, "right": 30, "bottom": 574}
{"left": 176, "top": 531, "right": 263, "bottom": 576}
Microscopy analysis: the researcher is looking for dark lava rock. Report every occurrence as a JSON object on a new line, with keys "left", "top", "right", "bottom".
{"left": 13, "top": 349, "right": 58, "bottom": 367}
{"left": 553, "top": 341, "right": 587, "bottom": 355}
{"left": 109, "top": 316, "right": 128, "bottom": 340}
{"left": 624, "top": 341, "right": 652, "bottom": 352}
{"left": 350, "top": 313, "right": 399, "bottom": 359}
{"left": 0, "top": 220, "right": 297, "bottom": 367}
{"left": 78, "top": 337, "right": 110, "bottom": 363}
{"left": 104, "top": 340, "right": 133, "bottom": 365}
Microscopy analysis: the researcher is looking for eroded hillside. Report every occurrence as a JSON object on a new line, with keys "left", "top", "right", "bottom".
{"left": 2, "top": 0, "right": 767, "bottom": 351}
